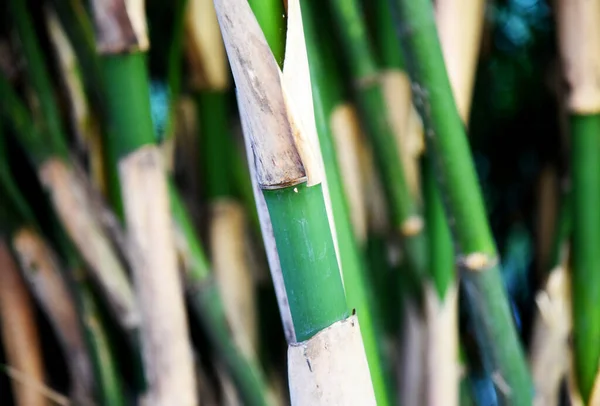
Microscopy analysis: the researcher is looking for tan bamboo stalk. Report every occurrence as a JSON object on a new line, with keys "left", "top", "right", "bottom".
{"left": 3, "top": 366, "right": 70, "bottom": 406}
{"left": 0, "top": 238, "right": 47, "bottom": 406}
{"left": 329, "top": 104, "right": 369, "bottom": 245}
{"left": 210, "top": 200, "right": 258, "bottom": 360}
{"left": 11, "top": 227, "right": 94, "bottom": 405}
{"left": 44, "top": 7, "right": 106, "bottom": 194}
{"left": 435, "top": 0, "right": 486, "bottom": 123}
{"left": 529, "top": 249, "right": 571, "bottom": 406}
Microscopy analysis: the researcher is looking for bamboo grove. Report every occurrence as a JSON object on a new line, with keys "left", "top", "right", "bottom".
{"left": 0, "top": 0, "right": 597, "bottom": 405}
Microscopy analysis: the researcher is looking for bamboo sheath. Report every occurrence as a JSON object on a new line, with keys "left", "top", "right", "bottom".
{"left": 216, "top": 0, "right": 376, "bottom": 403}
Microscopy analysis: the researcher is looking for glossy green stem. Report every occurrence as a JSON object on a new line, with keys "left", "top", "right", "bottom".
{"left": 100, "top": 52, "right": 155, "bottom": 216}
{"left": 570, "top": 113, "right": 600, "bottom": 402}
{"left": 248, "top": 0, "right": 286, "bottom": 66}
{"left": 101, "top": 53, "right": 155, "bottom": 158}
{"left": 393, "top": 0, "right": 532, "bottom": 403}
{"left": 197, "top": 91, "right": 235, "bottom": 199}
{"left": 369, "top": 0, "right": 405, "bottom": 70}
{"left": 424, "top": 155, "right": 454, "bottom": 299}
{"left": 327, "top": 0, "right": 428, "bottom": 284}
{"left": 264, "top": 183, "right": 349, "bottom": 341}
{"left": 302, "top": 5, "right": 393, "bottom": 404}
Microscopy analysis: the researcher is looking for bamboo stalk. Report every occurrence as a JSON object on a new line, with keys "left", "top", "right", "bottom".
{"left": 44, "top": 7, "right": 106, "bottom": 194}
{"left": 391, "top": 0, "right": 532, "bottom": 403}
{"left": 556, "top": 1, "right": 600, "bottom": 402}
{"left": 301, "top": 4, "right": 393, "bottom": 404}
{"left": 216, "top": 0, "right": 376, "bottom": 402}
{"left": 0, "top": 237, "right": 47, "bottom": 406}
{"left": 423, "top": 0, "right": 485, "bottom": 403}
{"left": 11, "top": 227, "right": 95, "bottom": 405}
{"left": 327, "top": 0, "right": 428, "bottom": 290}
{"left": 89, "top": 1, "right": 197, "bottom": 403}
{"left": 435, "top": 0, "right": 485, "bottom": 123}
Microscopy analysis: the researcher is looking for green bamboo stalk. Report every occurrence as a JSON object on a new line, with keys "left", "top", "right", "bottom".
{"left": 391, "top": 0, "right": 532, "bottom": 403}
{"left": 197, "top": 91, "right": 235, "bottom": 199}
{"left": 262, "top": 183, "right": 350, "bottom": 340}
{"left": 555, "top": 2, "right": 600, "bottom": 400}
{"left": 301, "top": 3, "right": 393, "bottom": 404}
{"left": 243, "top": 0, "right": 350, "bottom": 342}
{"left": 327, "top": 0, "right": 428, "bottom": 287}
{"left": 570, "top": 114, "right": 600, "bottom": 401}
{"left": 423, "top": 160, "right": 454, "bottom": 301}
{"left": 90, "top": 1, "right": 197, "bottom": 402}
{"left": 248, "top": 0, "right": 286, "bottom": 67}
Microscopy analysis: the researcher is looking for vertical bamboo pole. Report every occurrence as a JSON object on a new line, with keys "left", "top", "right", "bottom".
{"left": 392, "top": 0, "right": 532, "bottom": 403}
{"left": 215, "top": 0, "right": 377, "bottom": 403}
{"left": 301, "top": 3, "right": 393, "bottom": 404}
{"left": 556, "top": 1, "right": 600, "bottom": 403}
{"left": 89, "top": 1, "right": 196, "bottom": 404}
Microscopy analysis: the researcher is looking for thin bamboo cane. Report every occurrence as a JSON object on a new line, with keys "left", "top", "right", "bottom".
{"left": 44, "top": 7, "right": 106, "bottom": 194}
{"left": 327, "top": 0, "right": 428, "bottom": 289}
{"left": 301, "top": 4, "right": 393, "bottom": 404}
{"left": 391, "top": 0, "right": 532, "bottom": 403}
{"left": 556, "top": 1, "right": 600, "bottom": 402}
{"left": 11, "top": 227, "right": 95, "bottom": 405}
{"left": 0, "top": 238, "right": 47, "bottom": 406}
{"left": 89, "top": 1, "right": 196, "bottom": 403}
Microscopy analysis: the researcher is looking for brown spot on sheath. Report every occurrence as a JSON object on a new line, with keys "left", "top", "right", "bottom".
{"left": 91, "top": 0, "right": 148, "bottom": 54}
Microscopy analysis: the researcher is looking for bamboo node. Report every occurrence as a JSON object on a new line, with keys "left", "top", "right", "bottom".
{"left": 401, "top": 216, "right": 424, "bottom": 236}
{"left": 458, "top": 252, "right": 498, "bottom": 272}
